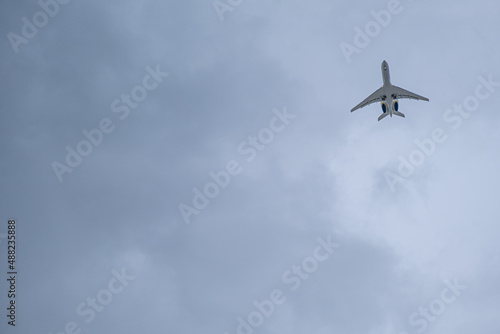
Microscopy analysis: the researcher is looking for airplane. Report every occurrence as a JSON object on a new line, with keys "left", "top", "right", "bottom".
{"left": 351, "top": 60, "right": 429, "bottom": 121}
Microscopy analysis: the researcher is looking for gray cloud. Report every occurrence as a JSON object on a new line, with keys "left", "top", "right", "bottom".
{"left": 0, "top": 0, "right": 499, "bottom": 333}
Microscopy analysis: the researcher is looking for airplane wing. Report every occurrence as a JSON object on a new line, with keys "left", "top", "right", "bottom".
{"left": 392, "top": 85, "right": 429, "bottom": 101}
{"left": 350, "top": 87, "right": 385, "bottom": 112}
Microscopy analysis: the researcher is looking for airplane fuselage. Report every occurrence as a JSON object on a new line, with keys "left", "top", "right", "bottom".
{"left": 381, "top": 60, "right": 397, "bottom": 118}
{"left": 382, "top": 60, "right": 391, "bottom": 87}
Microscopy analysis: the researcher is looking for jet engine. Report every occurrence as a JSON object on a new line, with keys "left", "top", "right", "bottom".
{"left": 393, "top": 100, "right": 399, "bottom": 111}
{"left": 381, "top": 102, "right": 387, "bottom": 113}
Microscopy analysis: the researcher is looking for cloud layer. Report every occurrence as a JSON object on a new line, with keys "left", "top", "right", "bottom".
{"left": 0, "top": 0, "right": 499, "bottom": 333}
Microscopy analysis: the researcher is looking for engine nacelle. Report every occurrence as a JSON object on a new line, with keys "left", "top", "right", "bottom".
{"left": 393, "top": 100, "right": 399, "bottom": 111}
{"left": 381, "top": 102, "right": 387, "bottom": 113}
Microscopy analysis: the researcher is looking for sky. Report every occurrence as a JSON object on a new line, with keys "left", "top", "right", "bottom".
{"left": 0, "top": 0, "right": 499, "bottom": 333}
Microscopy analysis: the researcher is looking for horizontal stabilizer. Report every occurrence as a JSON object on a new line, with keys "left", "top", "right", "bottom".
{"left": 378, "top": 112, "right": 390, "bottom": 121}
{"left": 393, "top": 111, "right": 405, "bottom": 118}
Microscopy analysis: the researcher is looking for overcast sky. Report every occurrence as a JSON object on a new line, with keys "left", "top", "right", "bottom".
{"left": 1, "top": 0, "right": 499, "bottom": 333}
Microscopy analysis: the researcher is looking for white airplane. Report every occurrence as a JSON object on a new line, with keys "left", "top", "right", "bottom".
{"left": 351, "top": 60, "right": 429, "bottom": 121}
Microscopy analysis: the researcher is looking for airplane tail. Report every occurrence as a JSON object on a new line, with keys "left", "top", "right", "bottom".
{"left": 378, "top": 112, "right": 390, "bottom": 121}
{"left": 393, "top": 111, "right": 405, "bottom": 118}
